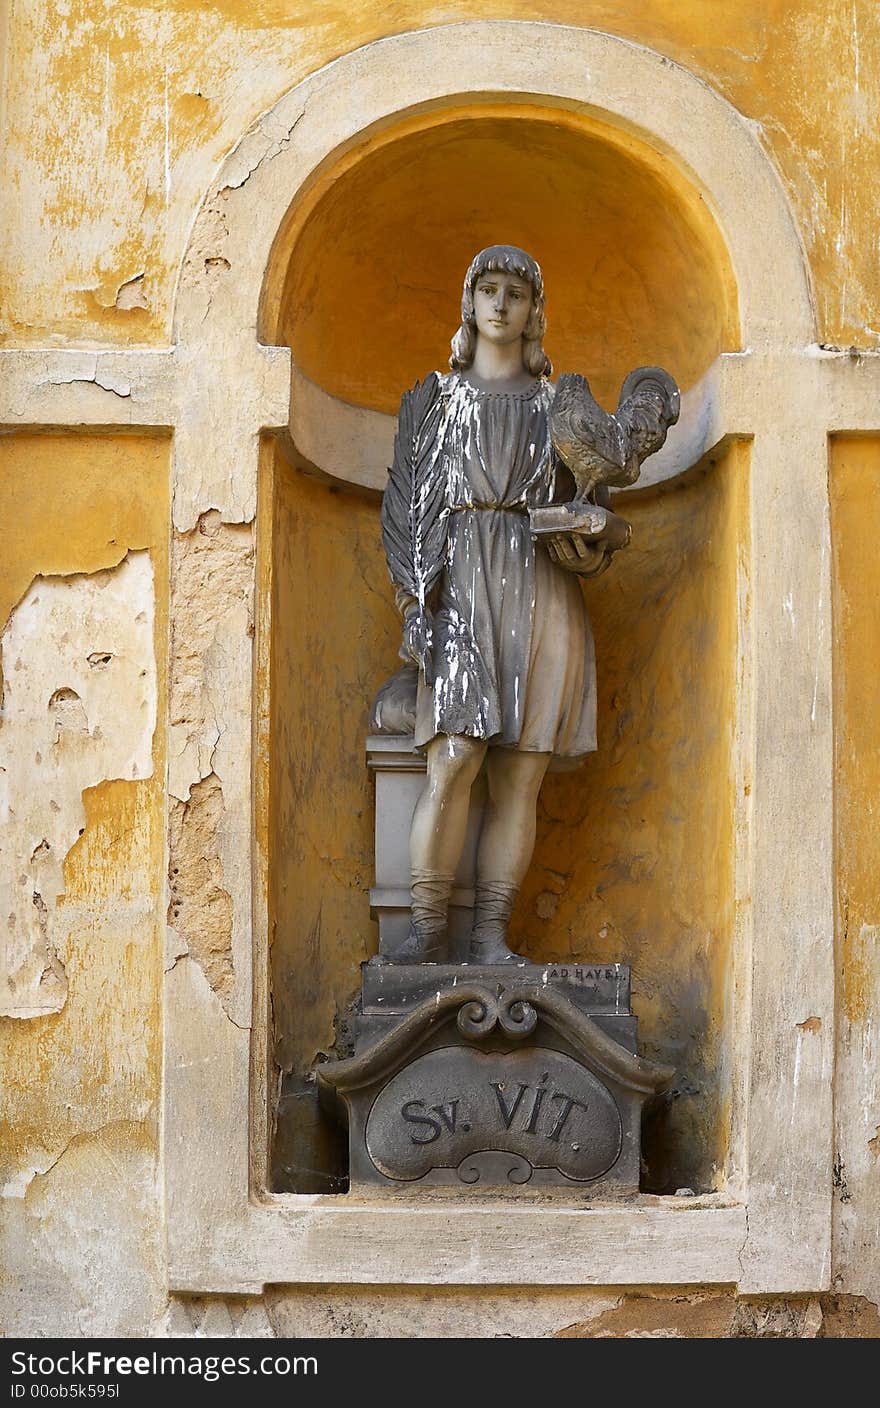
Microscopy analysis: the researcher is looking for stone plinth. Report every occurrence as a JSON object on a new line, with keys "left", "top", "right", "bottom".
{"left": 318, "top": 963, "right": 673, "bottom": 1192}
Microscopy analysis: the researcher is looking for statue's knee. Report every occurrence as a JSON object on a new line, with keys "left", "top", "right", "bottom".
{"left": 487, "top": 749, "right": 549, "bottom": 806}
{"left": 427, "top": 735, "right": 484, "bottom": 791}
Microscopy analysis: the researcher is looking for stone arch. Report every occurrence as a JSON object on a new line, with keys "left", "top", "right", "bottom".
{"left": 165, "top": 23, "right": 834, "bottom": 1295}
{"left": 171, "top": 21, "right": 814, "bottom": 528}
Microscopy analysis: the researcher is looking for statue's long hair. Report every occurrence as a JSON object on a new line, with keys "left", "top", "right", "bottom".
{"left": 449, "top": 244, "right": 552, "bottom": 377}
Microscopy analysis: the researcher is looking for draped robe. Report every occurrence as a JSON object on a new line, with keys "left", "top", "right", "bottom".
{"left": 386, "top": 372, "right": 597, "bottom": 761}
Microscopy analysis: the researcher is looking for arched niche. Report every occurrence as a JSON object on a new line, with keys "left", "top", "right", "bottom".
{"left": 269, "top": 103, "right": 739, "bottom": 409}
{"left": 266, "top": 102, "right": 743, "bottom": 1195}
{"left": 166, "top": 24, "right": 830, "bottom": 1295}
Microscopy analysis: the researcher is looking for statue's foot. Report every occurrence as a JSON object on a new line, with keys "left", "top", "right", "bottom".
{"left": 467, "top": 933, "right": 526, "bottom": 965}
{"left": 389, "top": 923, "right": 447, "bottom": 965}
{"left": 468, "top": 880, "right": 524, "bottom": 964}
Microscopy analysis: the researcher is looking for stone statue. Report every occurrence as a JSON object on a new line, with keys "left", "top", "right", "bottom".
{"left": 375, "top": 245, "right": 679, "bottom": 966}
{"left": 329, "top": 257, "right": 679, "bottom": 1187}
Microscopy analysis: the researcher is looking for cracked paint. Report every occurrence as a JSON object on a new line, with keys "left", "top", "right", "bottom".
{"left": 0, "top": 1, "right": 875, "bottom": 350}
{"left": 0, "top": 430, "right": 167, "bottom": 1336}
{"left": 1, "top": 1121, "right": 164, "bottom": 1337}
{"left": 178, "top": 197, "right": 231, "bottom": 319}
{"left": 3, "top": 1118, "right": 132, "bottom": 1200}
{"left": 219, "top": 106, "right": 306, "bottom": 192}
{"left": 0, "top": 552, "right": 156, "bottom": 1018}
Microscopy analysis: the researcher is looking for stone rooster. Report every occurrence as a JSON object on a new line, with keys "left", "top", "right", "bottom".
{"left": 549, "top": 366, "right": 680, "bottom": 504}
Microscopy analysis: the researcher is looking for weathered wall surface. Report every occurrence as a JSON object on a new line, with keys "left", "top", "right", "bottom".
{"left": 270, "top": 453, "right": 398, "bottom": 1080}
{"left": 0, "top": 433, "right": 169, "bottom": 1335}
{"left": 166, "top": 1287, "right": 880, "bottom": 1339}
{"left": 830, "top": 436, "right": 880, "bottom": 1306}
{"left": 2, "top": 1, "right": 878, "bottom": 350}
{"left": 1, "top": 0, "right": 878, "bottom": 1337}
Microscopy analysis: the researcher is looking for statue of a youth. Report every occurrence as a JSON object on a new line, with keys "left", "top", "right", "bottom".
{"left": 381, "top": 245, "right": 603, "bottom": 965}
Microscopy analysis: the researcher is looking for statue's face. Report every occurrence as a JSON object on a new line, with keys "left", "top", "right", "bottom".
{"left": 472, "top": 269, "right": 533, "bottom": 347}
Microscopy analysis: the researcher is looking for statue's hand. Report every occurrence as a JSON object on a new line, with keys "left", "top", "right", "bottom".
{"left": 399, "top": 606, "right": 432, "bottom": 667}
{"left": 546, "top": 533, "right": 607, "bottom": 574}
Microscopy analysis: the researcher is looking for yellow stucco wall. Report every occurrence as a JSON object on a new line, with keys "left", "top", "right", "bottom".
{"left": 2, "top": 1, "right": 877, "bottom": 351}
{"left": 0, "top": 433, "right": 169, "bottom": 1333}
{"left": 831, "top": 437, "right": 880, "bottom": 1029}
{"left": 517, "top": 450, "right": 743, "bottom": 1192}
{"left": 270, "top": 451, "right": 398, "bottom": 1080}
{"left": 829, "top": 436, "right": 880, "bottom": 1295}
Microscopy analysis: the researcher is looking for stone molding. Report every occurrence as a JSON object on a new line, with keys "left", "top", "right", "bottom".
{"left": 319, "top": 981, "right": 675, "bottom": 1100}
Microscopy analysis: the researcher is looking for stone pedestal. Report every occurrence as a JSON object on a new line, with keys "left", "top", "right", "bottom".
{"left": 318, "top": 962, "right": 673, "bottom": 1191}
{"left": 367, "top": 734, "right": 485, "bottom": 959}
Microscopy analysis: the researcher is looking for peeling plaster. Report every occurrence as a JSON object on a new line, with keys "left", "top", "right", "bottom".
{"left": 114, "top": 273, "right": 149, "bottom": 312}
{"left": 0, "top": 6, "right": 876, "bottom": 1334}
{"left": 168, "top": 511, "right": 253, "bottom": 805}
{"left": 45, "top": 352, "right": 132, "bottom": 398}
{"left": 178, "top": 198, "right": 231, "bottom": 320}
{"left": 0, "top": 1120, "right": 164, "bottom": 1339}
{"left": 167, "top": 512, "right": 254, "bottom": 1022}
{"left": 0, "top": 552, "right": 156, "bottom": 1017}
{"left": 168, "top": 773, "right": 234, "bottom": 1005}
{"left": 797, "top": 1016, "right": 823, "bottom": 1034}
{"left": 219, "top": 106, "right": 306, "bottom": 192}
{"left": 165, "top": 926, "right": 189, "bottom": 973}
{"left": 2, "top": 1119, "right": 135, "bottom": 1201}
{"left": 163, "top": 1287, "right": 880, "bottom": 1340}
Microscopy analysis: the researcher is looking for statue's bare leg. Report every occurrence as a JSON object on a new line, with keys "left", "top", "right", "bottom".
{"left": 468, "top": 747, "right": 551, "bottom": 963}
{"left": 396, "top": 734, "right": 487, "bottom": 962}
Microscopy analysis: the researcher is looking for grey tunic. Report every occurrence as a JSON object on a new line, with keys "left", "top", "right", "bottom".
{"left": 414, "top": 373, "right": 597, "bottom": 759}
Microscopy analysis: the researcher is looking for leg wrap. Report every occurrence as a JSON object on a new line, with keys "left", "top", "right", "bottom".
{"left": 411, "top": 867, "right": 454, "bottom": 938}
{"left": 391, "top": 868, "right": 454, "bottom": 963}
{"left": 468, "top": 879, "right": 523, "bottom": 964}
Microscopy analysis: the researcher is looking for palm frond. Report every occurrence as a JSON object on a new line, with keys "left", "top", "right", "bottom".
{"left": 380, "top": 374, "right": 448, "bottom": 677}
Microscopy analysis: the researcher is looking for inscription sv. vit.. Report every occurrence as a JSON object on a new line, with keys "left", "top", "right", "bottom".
{"left": 400, "top": 1075, "right": 588, "bottom": 1146}
{"left": 364, "top": 1045, "right": 624, "bottom": 1182}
